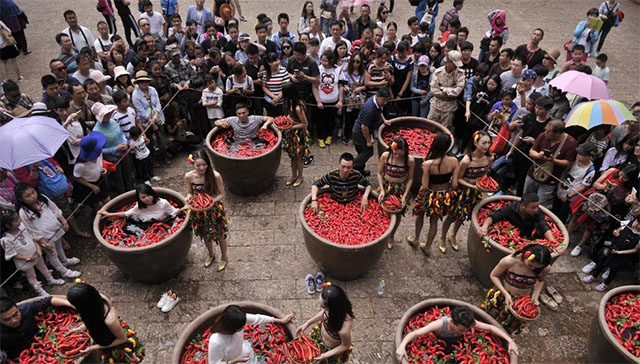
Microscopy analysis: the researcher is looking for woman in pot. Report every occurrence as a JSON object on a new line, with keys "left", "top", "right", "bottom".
{"left": 296, "top": 283, "right": 354, "bottom": 363}
{"left": 64, "top": 283, "right": 143, "bottom": 362}
{"left": 483, "top": 244, "right": 552, "bottom": 334}
{"left": 208, "top": 305, "right": 294, "bottom": 364}
{"left": 440, "top": 131, "right": 493, "bottom": 253}
{"left": 281, "top": 82, "right": 311, "bottom": 188}
{"left": 184, "top": 150, "right": 229, "bottom": 271}
{"left": 409, "top": 132, "right": 458, "bottom": 256}
{"left": 377, "top": 138, "right": 414, "bottom": 249}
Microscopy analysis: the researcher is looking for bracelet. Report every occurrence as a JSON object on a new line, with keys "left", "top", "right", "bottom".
{"left": 312, "top": 199, "right": 317, "bottom": 201}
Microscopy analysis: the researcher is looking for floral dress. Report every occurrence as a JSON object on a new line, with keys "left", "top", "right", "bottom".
{"left": 190, "top": 182, "right": 228, "bottom": 244}
{"left": 282, "top": 115, "right": 311, "bottom": 159}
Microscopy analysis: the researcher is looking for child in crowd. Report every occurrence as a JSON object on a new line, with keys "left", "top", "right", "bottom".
{"left": 129, "top": 126, "right": 160, "bottom": 184}
{"left": 308, "top": 37, "right": 321, "bottom": 64}
{"left": 1, "top": 209, "right": 66, "bottom": 296}
{"left": 111, "top": 90, "right": 140, "bottom": 140}
{"left": 593, "top": 53, "right": 610, "bottom": 85}
{"left": 410, "top": 55, "right": 431, "bottom": 118}
{"left": 202, "top": 74, "right": 224, "bottom": 128}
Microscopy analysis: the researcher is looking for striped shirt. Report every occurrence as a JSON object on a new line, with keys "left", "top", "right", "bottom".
{"left": 112, "top": 107, "right": 137, "bottom": 139}
{"left": 313, "top": 170, "right": 370, "bottom": 203}
{"left": 352, "top": 96, "right": 383, "bottom": 136}
{"left": 264, "top": 66, "right": 290, "bottom": 104}
{"left": 365, "top": 61, "right": 392, "bottom": 95}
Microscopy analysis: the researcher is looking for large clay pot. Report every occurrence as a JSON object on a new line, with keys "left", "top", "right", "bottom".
{"left": 467, "top": 195, "right": 569, "bottom": 287}
{"left": 377, "top": 117, "right": 454, "bottom": 194}
{"left": 587, "top": 285, "right": 640, "bottom": 364}
{"left": 93, "top": 188, "right": 192, "bottom": 284}
{"left": 171, "top": 301, "right": 294, "bottom": 363}
{"left": 394, "top": 298, "right": 519, "bottom": 364}
{"left": 299, "top": 187, "right": 396, "bottom": 281}
{"left": 205, "top": 124, "right": 283, "bottom": 196}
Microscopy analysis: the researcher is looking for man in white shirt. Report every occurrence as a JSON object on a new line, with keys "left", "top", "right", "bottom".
{"left": 139, "top": 0, "right": 165, "bottom": 38}
{"left": 319, "top": 20, "right": 351, "bottom": 56}
{"left": 94, "top": 21, "right": 112, "bottom": 60}
{"left": 62, "top": 10, "right": 96, "bottom": 56}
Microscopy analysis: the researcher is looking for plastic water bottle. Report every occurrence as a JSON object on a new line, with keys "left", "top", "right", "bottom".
{"left": 377, "top": 279, "right": 385, "bottom": 295}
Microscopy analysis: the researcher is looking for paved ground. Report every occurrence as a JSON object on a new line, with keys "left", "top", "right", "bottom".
{"left": 6, "top": 0, "right": 640, "bottom": 363}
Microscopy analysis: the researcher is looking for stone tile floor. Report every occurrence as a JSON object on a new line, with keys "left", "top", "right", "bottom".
{"left": 6, "top": 0, "right": 640, "bottom": 363}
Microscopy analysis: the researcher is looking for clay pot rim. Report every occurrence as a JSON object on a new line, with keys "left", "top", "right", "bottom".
{"left": 597, "top": 285, "right": 640, "bottom": 362}
{"left": 92, "top": 187, "right": 191, "bottom": 253}
{"left": 470, "top": 195, "right": 570, "bottom": 258}
{"left": 377, "top": 117, "right": 454, "bottom": 159}
{"left": 171, "top": 301, "right": 293, "bottom": 363}
{"left": 205, "top": 124, "right": 283, "bottom": 161}
{"left": 298, "top": 187, "right": 397, "bottom": 250}
{"left": 393, "top": 298, "right": 517, "bottom": 364}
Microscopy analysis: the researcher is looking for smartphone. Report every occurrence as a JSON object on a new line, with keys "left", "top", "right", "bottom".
{"left": 543, "top": 149, "right": 552, "bottom": 157}
{"left": 257, "top": 70, "right": 266, "bottom": 80}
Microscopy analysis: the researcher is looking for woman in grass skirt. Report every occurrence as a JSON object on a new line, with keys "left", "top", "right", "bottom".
{"left": 185, "top": 150, "right": 229, "bottom": 271}
{"left": 281, "top": 83, "right": 311, "bottom": 188}
{"left": 441, "top": 131, "right": 493, "bottom": 253}
{"left": 376, "top": 137, "right": 415, "bottom": 249}
{"left": 482, "top": 244, "right": 552, "bottom": 334}
{"left": 296, "top": 283, "right": 354, "bottom": 363}
{"left": 409, "top": 132, "right": 458, "bottom": 256}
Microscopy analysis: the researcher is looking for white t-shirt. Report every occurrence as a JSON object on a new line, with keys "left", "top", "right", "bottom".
{"left": 112, "top": 107, "right": 137, "bottom": 139}
{"left": 207, "top": 314, "right": 274, "bottom": 364}
{"left": 558, "top": 161, "right": 595, "bottom": 201}
{"left": 202, "top": 87, "right": 224, "bottom": 119}
{"left": 1, "top": 223, "right": 38, "bottom": 270}
{"left": 593, "top": 65, "right": 610, "bottom": 82}
{"left": 318, "top": 65, "right": 345, "bottom": 103}
{"left": 319, "top": 37, "right": 352, "bottom": 56}
{"left": 65, "top": 121, "right": 84, "bottom": 164}
{"left": 94, "top": 36, "right": 113, "bottom": 53}
{"left": 129, "top": 135, "right": 150, "bottom": 160}
{"left": 139, "top": 11, "right": 165, "bottom": 36}
{"left": 18, "top": 196, "right": 64, "bottom": 242}
{"left": 225, "top": 75, "right": 254, "bottom": 93}
{"left": 62, "top": 26, "right": 96, "bottom": 52}
{"left": 73, "top": 155, "right": 103, "bottom": 183}
{"left": 124, "top": 198, "right": 177, "bottom": 222}
{"left": 72, "top": 69, "right": 105, "bottom": 85}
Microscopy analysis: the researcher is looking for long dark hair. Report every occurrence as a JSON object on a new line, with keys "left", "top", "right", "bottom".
{"left": 321, "top": 285, "right": 354, "bottom": 336}
{"left": 512, "top": 244, "right": 552, "bottom": 275}
{"left": 387, "top": 137, "right": 409, "bottom": 168}
{"left": 67, "top": 283, "right": 117, "bottom": 346}
{"left": 301, "top": 1, "right": 315, "bottom": 18}
{"left": 265, "top": 52, "right": 280, "bottom": 78}
{"left": 14, "top": 183, "right": 49, "bottom": 219}
{"left": 427, "top": 132, "right": 451, "bottom": 173}
{"left": 0, "top": 209, "right": 17, "bottom": 237}
{"left": 192, "top": 150, "right": 217, "bottom": 195}
{"left": 346, "top": 53, "right": 363, "bottom": 75}
{"left": 615, "top": 133, "right": 639, "bottom": 161}
{"left": 465, "top": 130, "right": 491, "bottom": 161}
{"left": 213, "top": 305, "right": 247, "bottom": 335}
{"left": 332, "top": 40, "right": 348, "bottom": 64}
{"left": 282, "top": 82, "right": 305, "bottom": 120}
{"left": 135, "top": 184, "right": 159, "bottom": 209}
{"left": 618, "top": 164, "right": 639, "bottom": 190}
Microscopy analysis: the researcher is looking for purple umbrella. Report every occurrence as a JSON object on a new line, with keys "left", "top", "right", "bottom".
{"left": 549, "top": 70, "right": 612, "bottom": 100}
{"left": 0, "top": 116, "right": 70, "bottom": 170}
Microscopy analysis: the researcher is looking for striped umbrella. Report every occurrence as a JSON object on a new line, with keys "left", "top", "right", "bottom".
{"left": 563, "top": 100, "right": 635, "bottom": 129}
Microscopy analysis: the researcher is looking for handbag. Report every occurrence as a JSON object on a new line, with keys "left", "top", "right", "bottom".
{"left": 488, "top": 121, "right": 511, "bottom": 155}
{"left": 96, "top": 2, "right": 105, "bottom": 13}
{"left": 0, "top": 27, "right": 17, "bottom": 47}
{"left": 532, "top": 133, "right": 567, "bottom": 183}
{"left": 581, "top": 192, "right": 610, "bottom": 223}
{"left": 563, "top": 39, "right": 574, "bottom": 52}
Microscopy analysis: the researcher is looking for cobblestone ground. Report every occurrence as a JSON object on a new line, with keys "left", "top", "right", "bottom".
{"left": 7, "top": 0, "right": 640, "bottom": 363}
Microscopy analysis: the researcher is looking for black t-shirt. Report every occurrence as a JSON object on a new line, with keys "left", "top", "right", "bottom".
{"left": 461, "top": 57, "right": 479, "bottom": 81}
{"left": 256, "top": 40, "right": 278, "bottom": 57}
{"left": 244, "top": 60, "right": 264, "bottom": 96}
{"left": 223, "top": 40, "right": 238, "bottom": 55}
{"left": 113, "top": 0, "right": 131, "bottom": 15}
{"left": 287, "top": 56, "right": 320, "bottom": 102}
{"left": 515, "top": 114, "right": 550, "bottom": 159}
{"left": 0, "top": 297, "right": 52, "bottom": 359}
{"left": 489, "top": 202, "right": 550, "bottom": 239}
{"left": 514, "top": 44, "right": 544, "bottom": 69}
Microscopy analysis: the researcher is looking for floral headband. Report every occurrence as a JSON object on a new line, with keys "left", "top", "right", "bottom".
{"left": 187, "top": 154, "right": 195, "bottom": 164}
{"left": 322, "top": 281, "right": 332, "bottom": 289}
{"left": 472, "top": 131, "right": 482, "bottom": 144}
{"left": 391, "top": 141, "right": 398, "bottom": 150}
{"left": 524, "top": 251, "right": 536, "bottom": 262}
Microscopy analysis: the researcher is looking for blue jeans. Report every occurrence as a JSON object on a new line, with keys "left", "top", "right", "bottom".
{"left": 411, "top": 99, "right": 429, "bottom": 118}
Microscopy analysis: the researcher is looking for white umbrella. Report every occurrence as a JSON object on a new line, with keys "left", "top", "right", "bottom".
{"left": 0, "top": 116, "right": 70, "bottom": 170}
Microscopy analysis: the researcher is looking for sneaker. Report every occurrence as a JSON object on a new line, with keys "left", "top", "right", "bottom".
{"left": 239, "top": 15, "right": 247, "bottom": 22}
{"left": 305, "top": 274, "right": 316, "bottom": 294}
{"left": 315, "top": 272, "right": 325, "bottom": 293}
{"left": 318, "top": 139, "right": 326, "bottom": 148}
{"left": 595, "top": 283, "right": 608, "bottom": 292}
{"left": 151, "top": 176, "right": 162, "bottom": 182}
{"left": 157, "top": 290, "right": 172, "bottom": 309}
{"left": 303, "top": 155, "right": 314, "bottom": 168}
{"left": 17, "top": 76, "right": 24, "bottom": 83}
{"left": 62, "top": 257, "right": 80, "bottom": 266}
{"left": 61, "top": 269, "right": 81, "bottom": 278}
{"left": 582, "top": 261, "right": 597, "bottom": 274}
{"left": 47, "top": 278, "right": 65, "bottom": 286}
{"left": 325, "top": 136, "right": 332, "bottom": 145}
{"left": 582, "top": 275, "right": 595, "bottom": 284}
{"left": 35, "top": 286, "right": 50, "bottom": 296}
{"left": 144, "top": 180, "right": 152, "bottom": 186}
{"left": 594, "top": 51, "right": 600, "bottom": 58}
{"left": 602, "top": 268, "right": 610, "bottom": 281}
{"left": 342, "top": 138, "right": 350, "bottom": 145}
{"left": 570, "top": 245, "right": 583, "bottom": 257}
{"left": 161, "top": 292, "right": 180, "bottom": 312}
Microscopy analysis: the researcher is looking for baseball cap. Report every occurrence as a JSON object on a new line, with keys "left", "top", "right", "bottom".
{"left": 447, "top": 50, "right": 463, "bottom": 67}
{"left": 522, "top": 69, "right": 538, "bottom": 80}
{"left": 417, "top": 55, "right": 430, "bottom": 66}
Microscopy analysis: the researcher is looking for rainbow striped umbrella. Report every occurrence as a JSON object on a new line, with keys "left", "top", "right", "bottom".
{"left": 563, "top": 100, "right": 634, "bottom": 129}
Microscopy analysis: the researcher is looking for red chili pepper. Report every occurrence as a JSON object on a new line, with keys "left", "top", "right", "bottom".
{"left": 212, "top": 129, "right": 278, "bottom": 158}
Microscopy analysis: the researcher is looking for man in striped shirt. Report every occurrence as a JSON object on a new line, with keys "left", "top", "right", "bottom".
{"left": 311, "top": 153, "right": 372, "bottom": 211}
{"left": 352, "top": 87, "right": 391, "bottom": 175}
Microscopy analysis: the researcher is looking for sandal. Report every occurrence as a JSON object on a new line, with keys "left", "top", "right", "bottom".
{"left": 545, "top": 285, "right": 563, "bottom": 305}
{"left": 217, "top": 260, "right": 228, "bottom": 272}
{"left": 447, "top": 234, "right": 460, "bottom": 251}
{"left": 285, "top": 179, "right": 295, "bottom": 186}
{"left": 539, "top": 293, "right": 558, "bottom": 311}
{"left": 204, "top": 255, "right": 215, "bottom": 268}
{"left": 406, "top": 236, "right": 420, "bottom": 248}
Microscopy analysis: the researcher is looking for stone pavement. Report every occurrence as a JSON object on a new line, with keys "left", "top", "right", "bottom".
{"left": 7, "top": 0, "right": 640, "bottom": 363}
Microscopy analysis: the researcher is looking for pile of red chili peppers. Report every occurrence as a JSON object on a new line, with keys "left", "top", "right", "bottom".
{"left": 212, "top": 129, "right": 278, "bottom": 158}
{"left": 57, "top": 332, "right": 91, "bottom": 358}
{"left": 382, "top": 127, "right": 436, "bottom": 157}
{"left": 604, "top": 292, "right": 640, "bottom": 358}
{"left": 477, "top": 201, "right": 565, "bottom": 253}
{"left": 273, "top": 116, "right": 293, "bottom": 130}
{"left": 181, "top": 322, "right": 320, "bottom": 364}
{"left": 510, "top": 296, "right": 539, "bottom": 320}
{"left": 403, "top": 306, "right": 510, "bottom": 364}
{"left": 100, "top": 202, "right": 185, "bottom": 248}
{"left": 303, "top": 193, "right": 391, "bottom": 246}
{"left": 17, "top": 307, "right": 82, "bottom": 364}
{"left": 476, "top": 177, "right": 499, "bottom": 192}
{"left": 382, "top": 195, "right": 403, "bottom": 212}
{"left": 189, "top": 193, "right": 214, "bottom": 210}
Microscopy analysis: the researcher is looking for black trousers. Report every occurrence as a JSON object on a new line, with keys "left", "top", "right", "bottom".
{"left": 353, "top": 131, "right": 373, "bottom": 172}
{"left": 133, "top": 155, "right": 154, "bottom": 184}
{"left": 596, "top": 23, "right": 613, "bottom": 52}
{"left": 11, "top": 30, "right": 27, "bottom": 53}
{"left": 103, "top": 14, "right": 117, "bottom": 35}
{"left": 118, "top": 12, "right": 140, "bottom": 48}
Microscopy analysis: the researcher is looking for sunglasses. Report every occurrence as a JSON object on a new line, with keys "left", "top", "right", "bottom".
{"left": 353, "top": 60, "right": 361, "bottom": 63}
{"left": 382, "top": 11, "right": 388, "bottom": 15}
{"left": 282, "top": 46, "right": 291, "bottom": 49}
{"left": 53, "top": 67, "right": 65, "bottom": 72}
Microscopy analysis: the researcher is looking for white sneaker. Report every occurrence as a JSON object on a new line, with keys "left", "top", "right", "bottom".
{"left": 151, "top": 176, "right": 162, "bottom": 182}
{"left": 570, "top": 245, "right": 583, "bottom": 257}
{"left": 63, "top": 257, "right": 80, "bottom": 266}
{"left": 61, "top": 269, "right": 81, "bottom": 278}
{"left": 47, "top": 278, "right": 65, "bottom": 286}
{"left": 157, "top": 290, "right": 172, "bottom": 309}
{"left": 602, "top": 268, "right": 610, "bottom": 280}
{"left": 582, "top": 261, "right": 597, "bottom": 274}
{"left": 161, "top": 293, "right": 180, "bottom": 312}
{"left": 35, "top": 286, "right": 50, "bottom": 296}
{"left": 144, "top": 180, "right": 152, "bottom": 186}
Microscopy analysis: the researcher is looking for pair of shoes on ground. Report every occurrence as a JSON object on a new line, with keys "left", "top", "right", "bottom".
{"left": 305, "top": 272, "right": 326, "bottom": 294}
{"left": 157, "top": 289, "right": 180, "bottom": 312}
{"left": 539, "top": 286, "right": 563, "bottom": 311}
{"left": 204, "top": 255, "right": 227, "bottom": 272}
{"left": 582, "top": 267, "right": 610, "bottom": 292}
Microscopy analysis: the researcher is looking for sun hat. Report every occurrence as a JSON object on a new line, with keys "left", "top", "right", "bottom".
{"left": 79, "top": 132, "right": 106, "bottom": 162}
{"left": 113, "top": 66, "right": 130, "bottom": 80}
{"left": 93, "top": 72, "right": 112, "bottom": 84}
{"left": 133, "top": 70, "right": 152, "bottom": 83}
{"left": 447, "top": 50, "right": 463, "bottom": 67}
{"left": 91, "top": 102, "right": 118, "bottom": 123}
